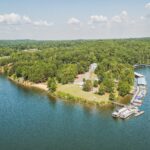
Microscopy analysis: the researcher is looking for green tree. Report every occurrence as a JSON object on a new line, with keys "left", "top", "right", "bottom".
{"left": 103, "top": 77, "right": 114, "bottom": 93}
{"left": 109, "top": 92, "right": 115, "bottom": 101}
{"left": 118, "top": 81, "right": 131, "bottom": 96}
{"left": 3, "top": 66, "right": 8, "bottom": 74}
{"left": 83, "top": 80, "right": 93, "bottom": 91}
{"left": 57, "top": 64, "right": 77, "bottom": 84}
{"left": 98, "top": 83, "right": 105, "bottom": 95}
{"left": 47, "top": 77, "right": 57, "bottom": 92}
{"left": 93, "top": 80, "right": 98, "bottom": 87}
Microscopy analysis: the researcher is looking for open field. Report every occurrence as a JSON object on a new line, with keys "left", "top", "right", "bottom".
{"left": 57, "top": 83, "right": 109, "bottom": 103}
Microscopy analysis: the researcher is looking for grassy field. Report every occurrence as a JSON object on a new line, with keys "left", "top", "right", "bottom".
{"left": 56, "top": 83, "right": 110, "bottom": 103}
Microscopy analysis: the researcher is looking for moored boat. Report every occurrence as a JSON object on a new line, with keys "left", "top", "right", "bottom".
{"left": 112, "top": 107, "right": 127, "bottom": 118}
{"left": 134, "top": 111, "right": 144, "bottom": 117}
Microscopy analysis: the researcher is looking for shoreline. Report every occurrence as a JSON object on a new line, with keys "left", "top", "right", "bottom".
{"left": 8, "top": 76, "right": 113, "bottom": 107}
{"left": 7, "top": 76, "right": 133, "bottom": 107}
{"left": 0, "top": 64, "right": 135, "bottom": 107}
{"left": 8, "top": 76, "right": 49, "bottom": 92}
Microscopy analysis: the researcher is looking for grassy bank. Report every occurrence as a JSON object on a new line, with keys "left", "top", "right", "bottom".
{"left": 56, "top": 91, "right": 112, "bottom": 107}
{"left": 56, "top": 84, "right": 110, "bottom": 103}
{"left": 7, "top": 76, "right": 112, "bottom": 107}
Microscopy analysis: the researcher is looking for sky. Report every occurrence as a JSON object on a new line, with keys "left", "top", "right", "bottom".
{"left": 0, "top": 0, "right": 150, "bottom": 40}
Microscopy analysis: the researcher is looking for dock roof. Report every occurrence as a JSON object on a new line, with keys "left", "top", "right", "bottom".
{"left": 134, "top": 72, "right": 144, "bottom": 78}
{"left": 137, "top": 77, "right": 147, "bottom": 85}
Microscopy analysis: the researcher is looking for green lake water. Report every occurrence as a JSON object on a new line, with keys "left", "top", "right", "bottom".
{"left": 0, "top": 67, "right": 150, "bottom": 150}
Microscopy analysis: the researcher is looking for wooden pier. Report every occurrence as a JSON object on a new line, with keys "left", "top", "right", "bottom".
{"left": 111, "top": 101, "right": 126, "bottom": 107}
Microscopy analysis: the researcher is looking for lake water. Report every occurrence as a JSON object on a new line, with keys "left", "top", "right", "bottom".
{"left": 0, "top": 67, "right": 150, "bottom": 150}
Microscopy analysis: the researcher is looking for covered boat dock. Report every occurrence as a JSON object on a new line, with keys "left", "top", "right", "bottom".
{"left": 137, "top": 77, "right": 147, "bottom": 86}
{"left": 134, "top": 72, "right": 144, "bottom": 78}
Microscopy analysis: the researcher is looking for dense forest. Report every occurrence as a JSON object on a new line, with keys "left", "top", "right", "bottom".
{"left": 0, "top": 38, "right": 150, "bottom": 97}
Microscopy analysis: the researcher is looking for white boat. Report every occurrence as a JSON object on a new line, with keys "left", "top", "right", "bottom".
{"left": 120, "top": 107, "right": 138, "bottom": 119}
{"left": 112, "top": 107, "right": 127, "bottom": 118}
{"left": 135, "top": 111, "right": 144, "bottom": 117}
{"left": 134, "top": 99, "right": 143, "bottom": 104}
{"left": 112, "top": 112, "right": 119, "bottom": 118}
{"left": 119, "top": 109, "right": 134, "bottom": 119}
{"left": 132, "top": 103, "right": 142, "bottom": 107}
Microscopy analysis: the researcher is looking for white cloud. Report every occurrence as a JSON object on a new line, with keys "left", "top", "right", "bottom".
{"left": 112, "top": 11, "right": 128, "bottom": 23}
{"left": 140, "top": 14, "right": 150, "bottom": 20}
{"left": 0, "top": 13, "right": 21, "bottom": 24}
{"left": 140, "top": 16, "right": 145, "bottom": 20}
{"left": 112, "top": 15, "right": 122, "bottom": 23}
{"left": 22, "top": 16, "right": 32, "bottom": 23}
{"left": 145, "top": 2, "right": 150, "bottom": 9}
{"left": 33, "top": 20, "right": 53, "bottom": 26}
{"left": 89, "top": 15, "right": 108, "bottom": 24}
{"left": 0, "top": 13, "right": 53, "bottom": 27}
{"left": 0, "top": 10, "right": 150, "bottom": 40}
{"left": 68, "top": 17, "right": 81, "bottom": 25}
{"left": 121, "top": 11, "right": 128, "bottom": 16}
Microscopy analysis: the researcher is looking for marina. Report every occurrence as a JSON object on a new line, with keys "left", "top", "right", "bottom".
{"left": 112, "top": 72, "right": 147, "bottom": 119}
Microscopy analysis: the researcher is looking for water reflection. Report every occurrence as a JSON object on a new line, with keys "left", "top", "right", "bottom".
{"left": 47, "top": 97, "right": 58, "bottom": 110}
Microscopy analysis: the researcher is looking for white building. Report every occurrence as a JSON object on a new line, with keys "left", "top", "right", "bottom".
{"left": 89, "top": 63, "right": 97, "bottom": 72}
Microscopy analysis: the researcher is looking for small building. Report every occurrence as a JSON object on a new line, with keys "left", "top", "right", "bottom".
{"left": 134, "top": 72, "right": 147, "bottom": 86}
{"left": 89, "top": 63, "right": 97, "bottom": 72}
{"left": 137, "top": 77, "right": 147, "bottom": 86}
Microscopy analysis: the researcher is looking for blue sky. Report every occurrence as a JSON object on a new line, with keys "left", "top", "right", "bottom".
{"left": 0, "top": 0, "right": 150, "bottom": 40}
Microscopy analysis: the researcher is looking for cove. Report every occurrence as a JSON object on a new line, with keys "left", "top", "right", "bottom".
{"left": 0, "top": 67, "right": 150, "bottom": 150}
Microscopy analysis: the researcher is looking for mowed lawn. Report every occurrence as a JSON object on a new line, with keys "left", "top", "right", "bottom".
{"left": 57, "top": 84, "right": 109, "bottom": 103}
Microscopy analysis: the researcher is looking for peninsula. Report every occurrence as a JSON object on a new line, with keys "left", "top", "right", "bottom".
{"left": 0, "top": 39, "right": 150, "bottom": 106}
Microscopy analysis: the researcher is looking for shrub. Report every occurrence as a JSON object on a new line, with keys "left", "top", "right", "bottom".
{"left": 98, "top": 83, "right": 105, "bottom": 95}
{"left": 93, "top": 80, "right": 98, "bottom": 87}
{"left": 83, "top": 80, "right": 93, "bottom": 91}
{"left": 109, "top": 92, "right": 115, "bottom": 101}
